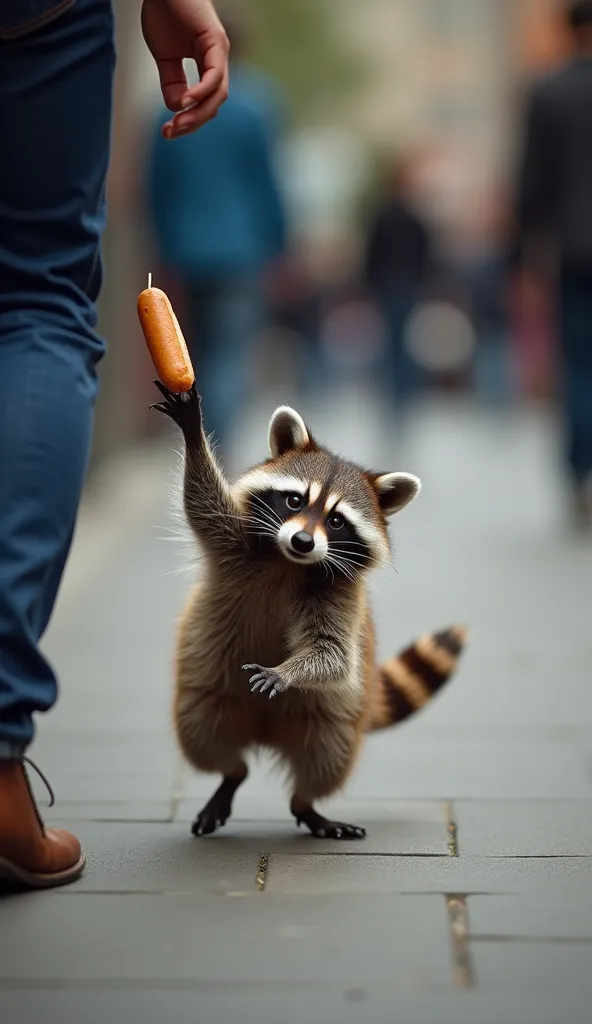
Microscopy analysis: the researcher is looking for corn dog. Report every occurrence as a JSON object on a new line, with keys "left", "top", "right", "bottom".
{"left": 137, "top": 279, "right": 195, "bottom": 393}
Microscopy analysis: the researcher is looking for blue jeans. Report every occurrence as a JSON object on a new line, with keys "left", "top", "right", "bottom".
{"left": 0, "top": 0, "right": 114, "bottom": 757}
{"left": 559, "top": 271, "right": 592, "bottom": 484}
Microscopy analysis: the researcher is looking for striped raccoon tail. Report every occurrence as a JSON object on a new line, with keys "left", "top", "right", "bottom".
{"left": 368, "top": 625, "right": 468, "bottom": 732}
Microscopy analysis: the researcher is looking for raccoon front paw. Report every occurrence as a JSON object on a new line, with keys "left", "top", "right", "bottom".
{"left": 150, "top": 380, "right": 202, "bottom": 433}
{"left": 242, "top": 664, "right": 288, "bottom": 699}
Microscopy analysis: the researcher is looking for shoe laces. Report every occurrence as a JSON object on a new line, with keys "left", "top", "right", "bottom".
{"left": 22, "top": 757, "right": 55, "bottom": 808}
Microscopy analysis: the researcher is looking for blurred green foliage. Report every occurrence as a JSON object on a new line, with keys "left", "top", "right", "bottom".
{"left": 221, "top": 0, "right": 367, "bottom": 124}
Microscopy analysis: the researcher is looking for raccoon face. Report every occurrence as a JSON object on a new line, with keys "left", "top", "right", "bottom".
{"left": 233, "top": 406, "right": 421, "bottom": 574}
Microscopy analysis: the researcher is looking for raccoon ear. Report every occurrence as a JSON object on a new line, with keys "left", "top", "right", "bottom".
{"left": 372, "top": 472, "right": 421, "bottom": 516}
{"left": 268, "top": 406, "right": 310, "bottom": 457}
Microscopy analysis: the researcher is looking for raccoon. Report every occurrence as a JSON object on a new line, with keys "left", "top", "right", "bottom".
{"left": 152, "top": 382, "right": 467, "bottom": 839}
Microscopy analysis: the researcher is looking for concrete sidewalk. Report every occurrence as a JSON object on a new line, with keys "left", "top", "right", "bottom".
{"left": 1, "top": 391, "right": 592, "bottom": 1023}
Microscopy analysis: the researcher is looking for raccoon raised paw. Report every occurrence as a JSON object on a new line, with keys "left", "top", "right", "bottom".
{"left": 242, "top": 664, "right": 288, "bottom": 698}
{"left": 150, "top": 380, "right": 202, "bottom": 432}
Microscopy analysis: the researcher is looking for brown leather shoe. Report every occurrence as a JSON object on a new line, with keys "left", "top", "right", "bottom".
{"left": 0, "top": 759, "right": 85, "bottom": 889}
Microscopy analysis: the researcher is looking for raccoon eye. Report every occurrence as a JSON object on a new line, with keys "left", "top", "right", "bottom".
{"left": 328, "top": 512, "right": 345, "bottom": 530}
{"left": 286, "top": 493, "right": 303, "bottom": 511}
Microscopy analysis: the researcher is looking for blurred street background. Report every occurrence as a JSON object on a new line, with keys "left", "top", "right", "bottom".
{"left": 96, "top": 0, "right": 574, "bottom": 479}
{"left": 3, "top": 1, "right": 592, "bottom": 1020}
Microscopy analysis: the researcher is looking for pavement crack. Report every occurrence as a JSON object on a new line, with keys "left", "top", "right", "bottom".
{"left": 444, "top": 801, "right": 459, "bottom": 856}
{"left": 255, "top": 853, "right": 269, "bottom": 891}
{"left": 445, "top": 894, "right": 474, "bottom": 989}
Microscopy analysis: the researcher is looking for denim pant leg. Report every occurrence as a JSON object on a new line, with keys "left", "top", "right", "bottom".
{"left": 0, "top": 0, "right": 115, "bottom": 756}
{"left": 559, "top": 272, "right": 592, "bottom": 483}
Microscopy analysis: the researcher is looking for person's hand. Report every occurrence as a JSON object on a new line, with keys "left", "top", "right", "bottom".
{"left": 141, "top": 0, "right": 229, "bottom": 140}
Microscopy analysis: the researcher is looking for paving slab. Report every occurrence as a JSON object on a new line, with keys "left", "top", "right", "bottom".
{"left": 174, "top": 800, "right": 450, "bottom": 855}
{"left": 0, "top": 893, "right": 451, "bottom": 986}
{"left": 1, "top": 989, "right": 591, "bottom": 1024}
{"left": 346, "top": 737, "right": 592, "bottom": 800}
{"left": 472, "top": 941, "right": 592, "bottom": 990}
{"left": 455, "top": 799, "right": 592, "bottom": 856}
{"left": 468, "top": 893, "right": 592, "bottom": 940}
{"left": 45, "top": 801, "right": 173, "bottom": 823}
{"left": 265, "top": 853, "right": 592, "bottom": 895}
{"left": 37, "top": 819, "right": 450, "bottom": 896}
{"left": 16, "top": 822, "right": 261, "bottom": 894}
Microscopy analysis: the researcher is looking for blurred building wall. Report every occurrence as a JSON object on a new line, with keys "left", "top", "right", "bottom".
{"left": 92, "top": 0, "right": 162, "bottom": 473}
{"left": 328, "top": 1, "right": 515, "bottom": 165}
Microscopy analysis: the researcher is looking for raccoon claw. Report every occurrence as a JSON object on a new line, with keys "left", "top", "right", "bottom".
{"left": 150, "top": 380, "right": 202, "bottom": 431}
{"left": 242, "top": 664, "right": 288, "bottom": 698}
{"left": 153, "top": 379, "right": 178, "bottom": 401}
{"left": 294, "top": 807, "right": 367, "bottom": 840}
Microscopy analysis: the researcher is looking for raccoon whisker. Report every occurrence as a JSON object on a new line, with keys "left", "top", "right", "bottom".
{"left": 242, "top": 522, "right": 278, "bottom": 536}
{"left": 328, "top": 548, "right": 369, "bottom": 568}
{"left": 324, "top": 554, "right": 360, "bottom": 585}
{"left": 239, "top": 512, "right": 280, "bottom": 532}
{"left": 366, "top": 577, "right": 400, "bottom": 617}
{"left": 250, "top": 493, "right": 283, "bottom": 526}
{"left": 207, "top": 511, "right": 282, "bottom": 541}
{"left": 327, "top": 540, "right": 368, "bottom": 548}
{"left": 205, "top": 511, "right": 260, "bottom": 526}
{"left": 331, "top": 552, "right": 396, "bottom": 584}
{"left": 158, "top": 556, "right": 204, "bottom": 578}
{"left": 323, "top": 561, "right": 335, "bottom": 586}
{"left": 329, "top": 557, "right": 367, "bottom": 578}
{"left": 334, "top": 564, "right": 359, "bottom": 586}
{"left": 155, "top": 536, "right": 196, "bottom": 543}
{"left": 329, "top": 552, "right": 369, "bottom": 584}
{"left": 329, "top": 546, "right": 372, "bottom": 563}
{"left": 329, "top": 543, "right": 371, "bottom": 551}
{"left": 330, "top": 552, "right": 398, "bottom": 613}
{"left": 248, "top": 512, "right": 284, "bottom": 537}
{"left": 244, "top": 529, "right": 281, "bottom": 543}
{"left": 330, "top": 540, "right": 398, "bottom": 574}
{"left": 243, "top": 529, "right": 278, "bottom": 541}
{"left": 243, "top": 504, "right": 283, "bottom": 533}
{"left": 237, "top": 515, "right": 277, "bottom": 531}
{"left": 200, "top": 506, "right": 273, "bottom": 528}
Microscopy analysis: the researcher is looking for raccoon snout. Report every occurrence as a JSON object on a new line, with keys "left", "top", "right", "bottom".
{"left": 291, "top": 531, "right": 315, "bottom": 554}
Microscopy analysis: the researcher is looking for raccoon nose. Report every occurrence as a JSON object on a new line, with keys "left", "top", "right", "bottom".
{"left": 291, "top": 530, "right": 315, "bottom": 554}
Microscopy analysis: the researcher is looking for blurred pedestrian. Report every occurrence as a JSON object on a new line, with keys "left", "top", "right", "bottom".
{"left": 455, "top": 189, "right": 514, "bottom": 405}
{"left": 146, "top": 14, "right": 288, "bottom": 454}
{"left": 363, "top": 155, "right": 432, "bottom": 413}
{"left": 514, "top": 0, "right": 592, "bottom": 527}
{"left": 0, "top": 0, "right": 229, "bottom": 890}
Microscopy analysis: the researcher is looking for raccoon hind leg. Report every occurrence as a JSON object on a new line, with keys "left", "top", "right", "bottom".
{"left": 175, "top": 692, "right": 249, "bottom": 837}
{"left": 286, "top": 720, "right": 367, "bottom": 840}
{"left": 192, "top": 764, "right": 248, "bottom": 837}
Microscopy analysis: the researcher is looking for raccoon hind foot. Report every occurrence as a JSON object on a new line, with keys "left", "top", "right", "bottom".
{"left": 295, "top": 806, "right": 366, "bottom": 840}
{"left": 191, "top": 775, "right": 244, "bottom": 837}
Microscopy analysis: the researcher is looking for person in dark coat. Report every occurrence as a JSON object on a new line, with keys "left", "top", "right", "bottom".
{"left": 363, "top": 156, "right": 432, "bottom": 411}
{"left": 515, "top": 0, "right": 592, "bottom": 526}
